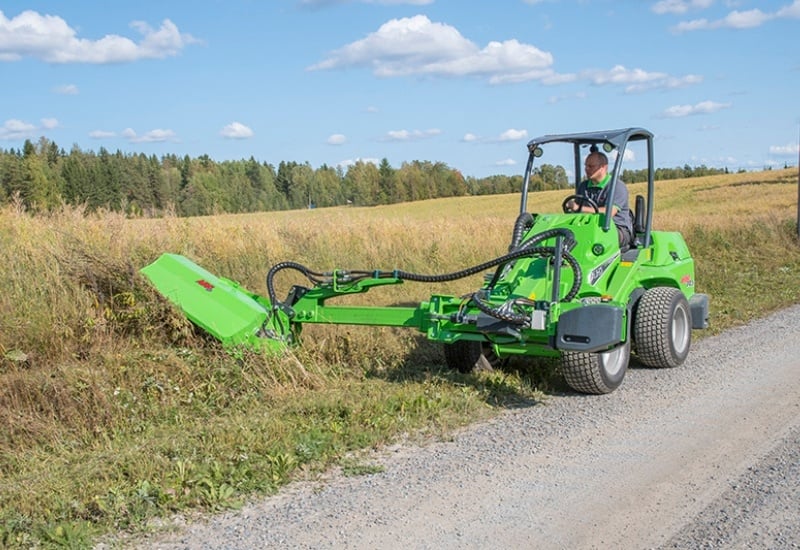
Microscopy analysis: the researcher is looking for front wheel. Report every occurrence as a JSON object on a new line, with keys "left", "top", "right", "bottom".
{"left": 633, "top": 287, "right": 691, "bottom": 368}
{"left": 443, "top": 341, "right": 503, "bottom": 373}
{"left": 560, "top": 338, "right": 631, "bottom": 395}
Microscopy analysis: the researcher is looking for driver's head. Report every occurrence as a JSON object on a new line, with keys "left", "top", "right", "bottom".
{"left": 584, "top": 152, "right": 608, "bottom": 182}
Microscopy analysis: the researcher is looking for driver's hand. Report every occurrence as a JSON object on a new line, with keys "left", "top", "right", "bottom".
{"left": 567, "top": 200, "right": 578, "bottom": 212}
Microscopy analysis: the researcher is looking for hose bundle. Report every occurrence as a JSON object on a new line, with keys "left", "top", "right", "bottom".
{"left": 266, "top": 225, "right": 582, "bottom": 327}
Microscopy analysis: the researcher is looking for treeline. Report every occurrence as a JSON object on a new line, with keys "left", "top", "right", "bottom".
{"left": 0, "top": 137, "right": 737, "bottom": 218}
{"left": 0, "top": 137, "right": 571, "bottom": 217}
{"left": 622, "top": 164, "right": 731, "bottom": 183}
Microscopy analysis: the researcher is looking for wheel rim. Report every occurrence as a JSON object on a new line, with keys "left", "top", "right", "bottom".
{"left": 672, "top": 303, "right": 690, "bottom": 353}
{"left": 600, "top": 342, "right": 627, "bottom": 377}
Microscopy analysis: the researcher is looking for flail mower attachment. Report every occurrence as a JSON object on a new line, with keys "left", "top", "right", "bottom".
{"left": 140, "top": 253, "right": 291, "bottom": 352}
{"left": 140, "top": 225, "right": 582, "bottom": 355}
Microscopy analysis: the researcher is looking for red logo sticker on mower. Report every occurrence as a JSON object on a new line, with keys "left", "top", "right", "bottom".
{"left": 680, "top": 274, "right": 694, "bottom": 287}
{"left": 197, "top": 279, "right": 214, "bottom": 291}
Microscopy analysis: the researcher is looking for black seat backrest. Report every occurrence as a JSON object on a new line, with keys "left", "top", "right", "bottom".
{"left": 634, "top": 195, "right": 645, "bottom": 234}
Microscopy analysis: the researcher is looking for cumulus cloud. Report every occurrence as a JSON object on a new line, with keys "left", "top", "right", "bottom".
{"left": 308, "top": 15, "right": 557, "bottom": 85}
{"left": 495, "top": 158, "right": 517, "bottom": 167}
{"left": 461, "top": 129, "right": 529, "bottom": 143}
{"left": 0, "top": 10, "right": 198, "bottom": 63}
{"left": 777, "top": 0, "right": 800, "bottom": 18}
{"left": 327, "top": 133, "right": 347, "bottom": 145}
{"left": 670, "top": 1, "right": 800, "bottom": 32}
{"left": 306, "top": 15, "right": 699, "bottom": 90}
{"left": 658, "top": 100, "right": 732, "bottom": 118}
{"left": 582, "top": 64, "right": 702, "bottom": 93}
{"left": 382, "top": 128, "right": 441, "bottom": 141}
{"left": 121, "top": 127, "right": 178, "bottom": 143}
{"left": 220, "top": 122, "right": 254, "bottom": 139}
{"left": 0, "top": 119, "right": 36, "bottom": 140}
{"left": 338, "top": 157, "right": 380, "bottom": 168}
{"left": 769, "top": 142, "right": 800, "bottom": 155}
{"left": 497, "top": 129, "right": 528, "bottom": 141}
{"left": 0, "top": 117, "right": 58, "bottom": 140}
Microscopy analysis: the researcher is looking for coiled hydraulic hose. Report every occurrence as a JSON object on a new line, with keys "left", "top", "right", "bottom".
{"left": 509, "top": 212, "right": 535, "bottom": 252}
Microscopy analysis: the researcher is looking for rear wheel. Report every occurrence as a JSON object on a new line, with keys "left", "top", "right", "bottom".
{"left": 443, "top": 341, "right": 503, "bottom": 373}
{"left": 633, "top": 287, "right": 691, "bottom": 368}
{"left": 560, "top": 338, "right": 630, "bottom": 394}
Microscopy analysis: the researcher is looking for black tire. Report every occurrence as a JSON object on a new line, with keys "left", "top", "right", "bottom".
{"left": 443, "top": 341, "right": 503, "bottom": 373}
{"left": 560, "top": 338, "right": 630, "bottom": 394}
{"left": 633, "top": 286, "right": 691, "bottom": 368}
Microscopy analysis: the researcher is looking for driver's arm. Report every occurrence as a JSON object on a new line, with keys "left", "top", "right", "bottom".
{"left": 574, "top": 203, "right": 618, "bottom": 215}
{"left": 567, "top": 199, "right": 618, "bottom": 215}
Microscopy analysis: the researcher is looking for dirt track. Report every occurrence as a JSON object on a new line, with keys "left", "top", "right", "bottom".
{"left": 130, "top": 305, "right": 800, "bottom": 550}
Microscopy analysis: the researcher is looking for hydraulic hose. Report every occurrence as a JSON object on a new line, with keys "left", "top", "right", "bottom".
{"left": 266, "top": 227, "right": 583, "bottom": 321}
{"left": 509, "top": 212, "right": 535, "bottom": 252}
{"left": 486, "top": 227, "right": 576, "bottom": 289}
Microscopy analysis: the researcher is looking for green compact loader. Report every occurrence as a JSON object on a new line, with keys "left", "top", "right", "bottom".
{"left": 141, "top": 127, "right": 709, "bottom": 394}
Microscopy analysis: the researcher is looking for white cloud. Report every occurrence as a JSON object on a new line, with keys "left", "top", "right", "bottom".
{"left": 220, "top": 122, "right": 254, "bottom": 139}
{"left": 462, "top": 133, "right": 479, "bottom": 142}
{"left": 609, "top": 148, "right": 637, "bottom": 163}
{"left": 769, "top": 142, "right": 800, "bottom": 155}
{"left": 495, "top": 158, "right": 516, "bottom": 166}
{"left": 497, "top": 129, "right": 528, "bottom": 141}
{"left": 0, "top": 119, "right": 37, "bottom": 140}
{"left": 777, "top": 0, "right": 800, "bottom": 18}
{"left": 581, "top": 65, "right": 702, "bottom": 93}
{"left": 658, "top": 100, "right": 732, "bottom": 118}
{"left": 0, "top": 10, "right": 198, "bottom": 64}
{"left": 122, "top": 127, "right": 178, "bottom": 143}
{"left": 338, "top": 157, "right": 380, "bottom": 168}
{"left": 652, "top": 0, "right": 714, "bottom": 15}
{"left": 0, "top": 117, "right": 58, "bottom": 140}
{"left": 89, "top": 130, "right": 116, "bottom": 139}
{"left": 308, "top": 15, "right": 557, "bottom": 84}
{"left": 670, "top": 2, "right": 800, "bottom": 32}
{"left": 625, "top": 74, "right": 703, "bottom": 93}
{"left": 382, "top": 128, "right": 441, "bottom": 141}
{"left": 327, "top": 133, "right": 347, "bottom": 145}
{"left": 53, "top": 84, "right": 78, "bottom": 95}
{"left": 584, "top": 65, "right": 666, "bottom": 86}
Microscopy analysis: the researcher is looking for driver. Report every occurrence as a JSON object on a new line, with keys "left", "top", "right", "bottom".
{"left": 565, "top": 151, "right": 633, "bottom": 249}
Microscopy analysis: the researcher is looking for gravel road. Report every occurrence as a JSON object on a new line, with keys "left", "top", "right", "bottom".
{"left": 127, "top": 304, "right": 800, "bottom": 550}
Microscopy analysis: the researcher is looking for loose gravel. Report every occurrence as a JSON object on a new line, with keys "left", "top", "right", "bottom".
{"left": 115, "top": 304, "right": 800, "bottom": 550}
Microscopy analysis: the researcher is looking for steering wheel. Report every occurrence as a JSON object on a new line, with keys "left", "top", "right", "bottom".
{"left": 562, "top": 194, "right": 599, "bottom": 214}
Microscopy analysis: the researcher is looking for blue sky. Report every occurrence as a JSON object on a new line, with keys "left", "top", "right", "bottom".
{"left": 2, "top": 0, "right": 799, "bottom": 178}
